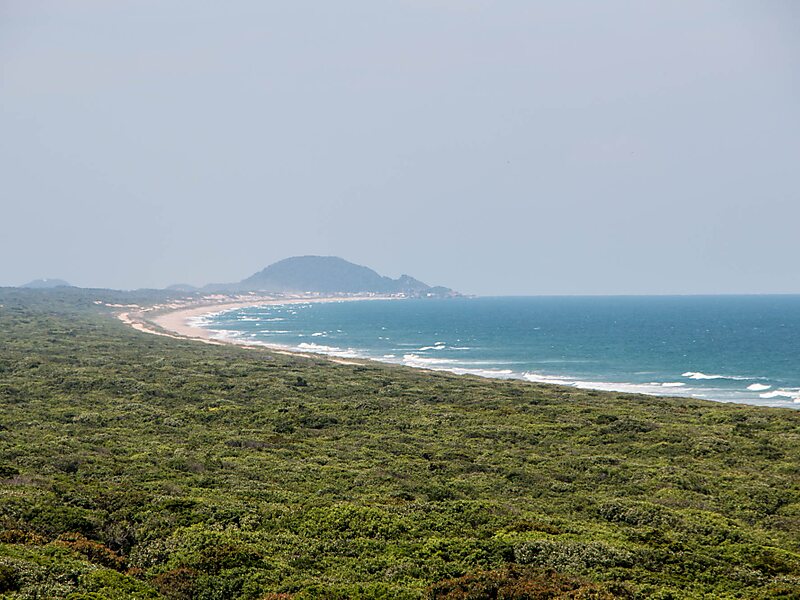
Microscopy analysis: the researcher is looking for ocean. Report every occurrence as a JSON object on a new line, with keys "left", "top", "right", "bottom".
{"left": 196, "top": 295, "right": 800, "bottom": 408}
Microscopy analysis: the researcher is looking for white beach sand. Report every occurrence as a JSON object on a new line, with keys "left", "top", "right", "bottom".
{"left": 116, "top": 294, "right": 394, "bottom": 362}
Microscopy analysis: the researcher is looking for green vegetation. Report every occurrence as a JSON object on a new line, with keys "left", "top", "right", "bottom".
{"left": 0, "top": 288, "right": 798, "bottom": 598}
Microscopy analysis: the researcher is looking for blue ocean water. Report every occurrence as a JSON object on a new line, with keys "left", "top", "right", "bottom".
{"left": 197, "top": 296, "right": 800, "bottom": 408}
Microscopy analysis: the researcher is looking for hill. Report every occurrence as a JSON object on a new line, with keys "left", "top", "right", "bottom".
{"left": 21, "top": 278, "right": 71, "bottom": 289}
{"left": 232, "top": 255, "right": 455, "bottom": 296}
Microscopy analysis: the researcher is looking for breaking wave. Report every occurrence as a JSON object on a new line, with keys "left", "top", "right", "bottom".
{"left": 682, "top": 372, "right": 751, "bottom": 381}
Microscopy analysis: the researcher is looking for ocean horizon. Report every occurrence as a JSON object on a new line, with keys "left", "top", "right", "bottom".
{"left": 196, "top": 295, "right": 800, "bottom": 409}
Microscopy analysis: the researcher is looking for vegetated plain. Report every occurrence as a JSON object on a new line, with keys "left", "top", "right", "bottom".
{"left": 0, "top": 288, "right": 798, "bottom": 599}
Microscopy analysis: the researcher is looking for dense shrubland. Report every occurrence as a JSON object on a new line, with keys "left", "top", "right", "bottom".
{"left": 0, "top": 289, "right": 798, "bottom": 598}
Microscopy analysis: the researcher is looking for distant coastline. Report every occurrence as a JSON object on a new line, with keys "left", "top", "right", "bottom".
{"left": 116, "top": 294, "right": 800, "bottom": 409}
{"left": 118, "top": 294, "right": 699, "bottom": 402}
{"left": 117, "top": 294, "right": 398, "bottom": 361}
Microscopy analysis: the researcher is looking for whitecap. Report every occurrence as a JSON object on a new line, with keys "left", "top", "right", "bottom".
{"left": 747, "top": 383, "right": 771, "bottom": 392}
{"left": 521, "top": 373, "right": 701, "bottom": 398}
{"left": 402, "top": 353, "right": 454, "bottom": 366}
{"left": 448, "top": 367, "right": 514, "bottom": 378}
{"left": 298, "top": 342, "right": 338, "bottom": 351}
{"left": 522, "top": 372, "right": 578, "bottom": 385}
{"left": 400, "top": 354, "right": 516, "bottom": 379}
{"left": 682, "top": 371, "right": 749, "bottom": 381}
{"left": 417, "top": 341, "right": 447, "bottom": 351}
{"left": 760, "top": 389, "right": 799, "bottom": 399}
{"left": 295, "top": 342, "right": 361, "bottom": 359}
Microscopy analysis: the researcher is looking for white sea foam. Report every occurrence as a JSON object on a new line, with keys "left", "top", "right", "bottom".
{"left": 747, "top": 383, "right": 771, "bottom": 392}
{"left": 298, "top": 342, "right": 338, "bottom": 352}
{"left": 575, "top": 381, "right": 671, "bottom": 395}
{"left": 521, "top": 372, "right": 577, "bottom": 385}
{"left": 417, "top": 341, "right": 447, "bottom": 351}
{"left": 446, "top": 367, "right": 514, "bottom": 378}
{"left": 682, "top": 371, "right": 749, "bottom": 381}
{"left": 760, "top": 389, "right": 800, "bottom": 400}
{"left": 311, "top": 332, "right": 327, "bottom": 337}
{"left": 398, "top": 355, "right": 521, "bottom": 382}
{"left": 402, "top": 353, "right": 455, "bottom": 366}
{"left": 522, "top": 372, "right": 700, "bottom": 397}
{"left": 209, "top": 329, "right": 246, "bottom": 342}
{"left": 295, "top": 342, "right": 361, "bottom": 359}
{"left": 453, "top": 360, "right": 522, "bottom": 366}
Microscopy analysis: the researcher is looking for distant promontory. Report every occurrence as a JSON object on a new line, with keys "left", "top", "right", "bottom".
{"left": 200, "top": 256, "right": 458, "bottom": 298}
{"left": 21, "top": 278, "right": 72, "bottom": 289}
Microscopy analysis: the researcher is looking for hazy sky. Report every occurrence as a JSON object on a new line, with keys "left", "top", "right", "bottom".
{"left": 2, "top": 1, "right": 799, "bottom": 295}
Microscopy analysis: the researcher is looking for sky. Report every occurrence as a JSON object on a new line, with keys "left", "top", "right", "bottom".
{"left": 1, "top": 1, "right": 799, "bottom": 295}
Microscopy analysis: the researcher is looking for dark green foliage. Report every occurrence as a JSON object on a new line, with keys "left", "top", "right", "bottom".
{"left": 0, "top": 563, "right": 20, "bottom": 593}
{"left": 427, "top": 566, "right": 631, "bottom": 599}
{"left": 0, "top": 288, "right": 799, "bottom": 598}
{"left": 0, "top": 465, "right": 19, "bottom": 479}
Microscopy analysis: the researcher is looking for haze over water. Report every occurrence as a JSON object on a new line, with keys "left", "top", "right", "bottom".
{"left": 199, "top": 295, "right": 800, "bottom": 409}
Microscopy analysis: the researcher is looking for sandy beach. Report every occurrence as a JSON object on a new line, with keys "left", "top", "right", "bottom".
{"left": 117, "top": 294, "right": 395, "bottom": 357}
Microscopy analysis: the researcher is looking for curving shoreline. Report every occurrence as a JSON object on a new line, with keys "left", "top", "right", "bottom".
{"left": 117, "top": 295, "right": 800, "bottom": 408}
{"left": 117, "top": 294, "right": 396, "bottom": 359}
